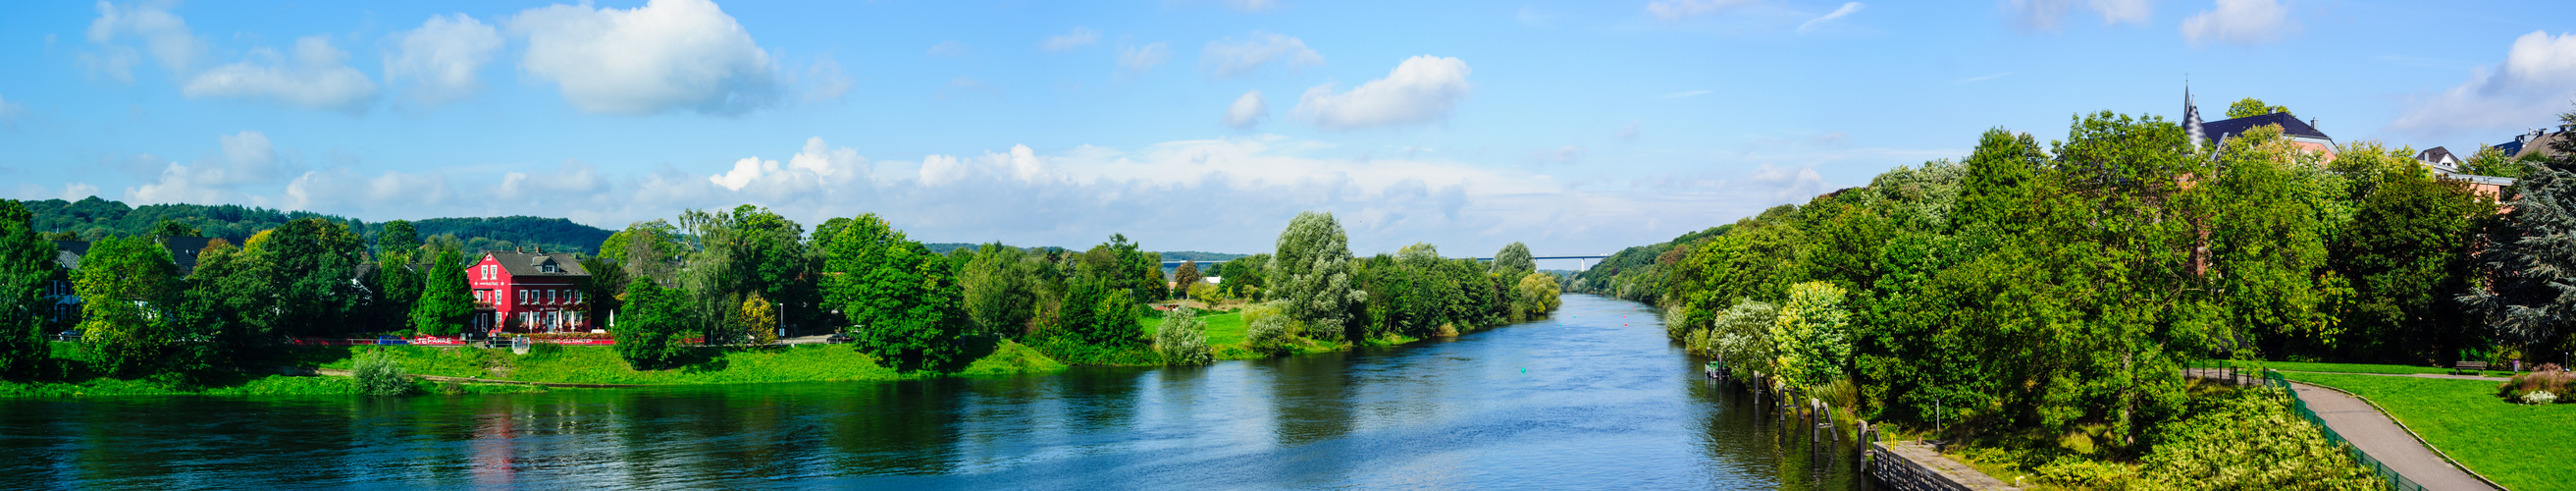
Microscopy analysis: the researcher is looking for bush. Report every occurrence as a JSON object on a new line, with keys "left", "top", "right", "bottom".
{"left": 1155, "top": 307, "right": 1213, "bottom": 365}
{"left": 352, "top": 350, "right": 418, "bottom": 396}
{"left": 1245, "top": 312, "right": 1294, "bottom": 355}
{"left": 2523, "top": 390, "right": 2560, "bottom": 405}
{"left": 2132, "top": 387, "right": 2382, "bottom": 489}
{"left": 2499, "top": 367, "right": 2574, "bottom": 403}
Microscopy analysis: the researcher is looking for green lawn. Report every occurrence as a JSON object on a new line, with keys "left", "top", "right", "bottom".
{"left": 2228, "top": 360, "right": 2510, "bottom": 377}
{"left": 1141, "top": 309, "right": 1247, "bottom": 345}
{"left": 2284, "top": 372, "right": 2575, "bottom": 491}
{"left": 305, "top": 341, "right": 1066, "bottom": 385}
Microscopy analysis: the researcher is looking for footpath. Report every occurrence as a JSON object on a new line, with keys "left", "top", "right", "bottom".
{"left": 2281, "top": 377, "right": 2500, "bottom": 490}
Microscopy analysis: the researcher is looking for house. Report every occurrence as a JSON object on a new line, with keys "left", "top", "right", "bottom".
{"left": 2183, "top": 89, "right": 2337, "bottom": 159}
{"left": 2416, "top": 146, "right": 2462, "bottom": 173}
{"left": 466, "top": 250, "right": 594, "bottom": 334}
{"left": 40, "top": 236, "right": 211, "bottom": 326}
{"left": 2496, "top": 128, "right": 2567, "bottom": 160}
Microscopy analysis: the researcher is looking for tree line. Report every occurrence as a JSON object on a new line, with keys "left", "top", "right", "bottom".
{"left": 22, "top": 196, "right": 612, "bottom": 253}
{"left": 1581, "top": 106, "right": 2576, "bottom": 459}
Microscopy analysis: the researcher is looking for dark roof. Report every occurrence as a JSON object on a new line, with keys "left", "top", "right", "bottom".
{"left": 484, "top": 251, "right": 589, "bottom": 277}
{"left": 2502, "top": 131, "right": 2566, "bottom": 159}
{"left": 50, "top": 241, "right": 87, "bottom": 270}
{"left": 2198, "top": 112, "right": 2331, "bottom": 145}
{"left": 157, "top": 236, "right": 211, "bottom": 275}
{"left": 2417, "top": 146, "right": 2456, "bottom": 163}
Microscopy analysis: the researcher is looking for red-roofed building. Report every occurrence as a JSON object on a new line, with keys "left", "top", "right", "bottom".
{"left": 466, "top": 250, "right": 594, "bottom": 334}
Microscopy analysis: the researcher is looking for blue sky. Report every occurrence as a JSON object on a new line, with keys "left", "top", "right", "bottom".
{"left": 2, "top": 0, "right": 2573, "bottom": 260}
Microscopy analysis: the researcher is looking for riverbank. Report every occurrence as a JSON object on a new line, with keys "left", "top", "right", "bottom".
{"left": 297, "top": 340, "right": 1070, "bottom": 386}
{"left": 0, "top": 369, "right": 545, "bottom": 398}
{"left": 1140, "top": 306, "right": 1534, "bottom": 361}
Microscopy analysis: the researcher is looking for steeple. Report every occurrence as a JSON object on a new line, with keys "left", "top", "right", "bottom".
{"left": 2183, "top": 82, "right": 2206, "bottom": 153}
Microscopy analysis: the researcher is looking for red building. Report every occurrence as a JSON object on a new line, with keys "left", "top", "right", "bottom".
{"left": 467, "top": 250, "right": 594, "bottom": 334}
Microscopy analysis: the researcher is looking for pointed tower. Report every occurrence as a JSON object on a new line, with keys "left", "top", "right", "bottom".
{"left": 2183, "top": 83, "right": 2206, "bottom": 153}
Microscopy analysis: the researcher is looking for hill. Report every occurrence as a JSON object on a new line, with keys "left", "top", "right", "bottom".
{"left": 23, "top": 196, "right": 615, "bottom": 254}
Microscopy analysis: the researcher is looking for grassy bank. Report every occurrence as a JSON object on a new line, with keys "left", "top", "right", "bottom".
{"left": 1141, "top": 307, "right": 1520, "bottom": 361}
{"left": 2284, "top": 372, "right": 2574, "bottom": 491}
{"left": 0, "top": 359, "right": 542, "bottom": 399}
{"left": 2226, "top": 359, "right": 2511, "bottom": 377}
{"left": 298, "top": 340, "right": 1068, "bottom": 386}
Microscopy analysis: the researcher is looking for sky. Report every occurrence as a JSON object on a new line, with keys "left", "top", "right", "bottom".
{"left": 3, "top": 0, "right": 2574, "bottom": 262}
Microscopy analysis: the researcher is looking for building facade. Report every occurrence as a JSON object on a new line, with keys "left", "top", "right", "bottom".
{"left": 466, "top": 250, "right": 594, "bottom": 334}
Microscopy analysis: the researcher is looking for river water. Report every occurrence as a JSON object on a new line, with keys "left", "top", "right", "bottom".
{"left": 0, "top": 295, "right": 1866, "bottom": 489}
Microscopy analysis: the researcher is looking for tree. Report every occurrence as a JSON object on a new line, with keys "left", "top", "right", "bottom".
{"left": 2225, "top": 97, "right": 2289, "bottom": 119}
{"left": 1222, "top": 253, "right": 1270, "bottom": 300}
{"left": 146, "top": 219, "right": 200, "bottom": 238}
{"left": 239, "top": 218, "right": 367, "bottom": 336}
{"left": 1512, "top": 271, "right": 1562, "bottom": 321}
{"left": 2460, "top": 145, "right": 2527, "bottom": 179}
{"left": 75, "top": 236, "right": 182, "bottom": 376}
{"left": 1769, "top": 282, "right": 1854, "bottom": 392}
{"left": 378, "top": 220, "right": 420, "bottom": 254}
{"left": 410, "top": 248, "right": 475, "bottom": 336}
{"left": 1172, "top": 260, "right": 1203, "bottom": 300}
{"left": 741, "top": 293, "right": 777, "bottom": 345}
{"left": 164, "top": 241, "right": 260, "bottom": 376}
{"left": 2335, "top": 149, "right": 2488, "bottom": 362}
{"left": 820, "top": 213, "right": 970, "bottom": 370}
{"left": 961, "top": 243, "right": 1042, "bottom": 337}
{"left": 2463, "top": 113, "right": 2576, "bottom": 350}
{"left": 0, "top": 200, "right": 56, "bottom": 379}
{"left": 603, "top": 220, "right": 684, "bottom": 285}
{"left": 1188, "top": 282, "right": 1226, "bottom": 306}
{"left": 1155, "top": 306, "right": 1212, "bottom": 364}
{"left": 678, "top": 205, "right": 821, "bottom": 339}
{"left": 1268, "top": 211, "right": 1367, "bottom": 342}
{"left": 375, "top": 249, "right": 424, "bottom": 329}
{"left": 1492, "top": 242, "right": 1535, "bottom": 278}
{"left": 613, "top": 278, "right": 694, "bottom": 369}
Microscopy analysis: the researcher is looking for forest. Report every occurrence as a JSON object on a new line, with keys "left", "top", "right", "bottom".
{"left": 23, "top": 197, "right": 614, "bottom": 253}
{"left": 1570, "top": 102, "right": 2574, "bottom": 487}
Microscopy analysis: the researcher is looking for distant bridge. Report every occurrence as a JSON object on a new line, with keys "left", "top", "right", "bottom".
{"left": 1163, "top": 254, "right": 1610, "bottom": 269}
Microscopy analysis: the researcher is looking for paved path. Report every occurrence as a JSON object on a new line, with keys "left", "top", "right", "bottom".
{"left": 2285, "top": 381, "right": 2497, "bottom": 490}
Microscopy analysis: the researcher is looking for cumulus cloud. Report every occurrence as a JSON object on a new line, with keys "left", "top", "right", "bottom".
{"left": 2392, "top": 30, "right": 2576, "bottom": 136}
{"left": 1226, "top": 90, "right": 1267, "bottom": 129}
{"left": 1646, "top": 0, "right": 1758, "bottom": 21}
{"left": 282, "top": 167, "right": 455, "bottom": 214}
{"left": 508, "top": 0, "right": 783, "bottom": 116}
{"left": 1042, "top": 27, "right": 1099, "bottom": 52}
{"left": 384, "top": 14, "right": 504, "bottom": 106}
{"left": 184, "top": 36, "right": 380, "bottom": 112}
{"left": 81, "top": 1, "right": 211, "bottom": 82}
{"left": 121, "top": 131, "right": 310, "bottom": 206}
{"left": 2004, "top": 0, "right": 2155, "bottom": 31}
{"left": 10, "top": 183, "right": 101, "bottom": 202}
{"left": 2180, "top": 0, "right": 2292, "bottom": 46}
{"left": 1294, "top": 56, "right": 1473, "bottom": 131}
{"left": 1797, "top": 3, "right": 1866, "bottom": 34}
{"left": 1201, "top": 31, "right": 1324, "bottom": 78}
{"left": 1119, "top": 42, "right": 1171, "bottom": 77}
{"left": 501, "top": 160, "right": 608, "bottom": 200}
{"left": 803, "top": 56, "right": 853, "bottom": 101}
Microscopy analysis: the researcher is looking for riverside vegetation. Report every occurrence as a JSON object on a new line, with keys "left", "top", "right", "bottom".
{"left": 1576, "top": 100, "right": 2576, "bottom": 488}
{"left": 0, "top": 197, "right": 1561, "bottom": 396}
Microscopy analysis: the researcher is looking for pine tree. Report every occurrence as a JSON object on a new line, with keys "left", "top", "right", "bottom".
{"left": 410, "top": 248, "right": 475, "bottom": 336}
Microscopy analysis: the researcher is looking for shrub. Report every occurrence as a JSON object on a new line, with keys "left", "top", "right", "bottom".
{"left": 1709, "top": 300, "right": 1778, "bottom": 379}
{"left": 2133, "top": 387, "right": 2382, "bottom": 489}
{"left": 2523, "top": 391, "right": 2559, "bottom": 405}
{"left": 1155, "top": 307, "right": 1213, "bottom": 365}
{"left": 2499, "top": 367, "right": 2574, "bottom": 402}
{"left": 352, "top": 350, "right": 418, "bottom": 396}
{"left": 1245, "top": 313, "right": 1293, "bottom": 355}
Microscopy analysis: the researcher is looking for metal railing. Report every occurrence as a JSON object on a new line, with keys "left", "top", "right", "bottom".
{"left": 2262, "top": 370, "right": 2428, "bottom": 491}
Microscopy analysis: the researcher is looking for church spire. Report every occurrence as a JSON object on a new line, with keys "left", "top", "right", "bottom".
{"left": 2183, "top": 81, "right": 2206, "bottom": 153}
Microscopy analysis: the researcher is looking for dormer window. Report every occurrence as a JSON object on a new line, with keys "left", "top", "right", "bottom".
{"left": 542, "top": 264, "right": 558, "bottom": 273}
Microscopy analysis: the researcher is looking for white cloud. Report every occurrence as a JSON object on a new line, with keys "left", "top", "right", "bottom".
{"left": 500, "top": 160, "right": 608, "bottom": 200}
{"left": 11, "top": 183, "right": 101, "bottom": 202}
{"left": 508, "top": 0, "right": 783, "bottom": 116}
{"left": 1201, "top": 31, "right": 1324, "bottom": 78}
{"left": 2005, "top": 0, "right": 2156, "bottom": 31}
{"left": 1647, "top": 0, "right": 1758, "bottom": 21}
{"left": 184, "top": 36, "right": 380, "bottom": 112}
{"left": 2180, "top": 0, "right": 2292, "bottom": 46}
{"left": 384, "top": 14, "right": 504, "bottom": 107}
{"left": 1226, "top": 90, "right": 1267, "bottom": 129}
{"left": 1042, "top": 27, "right": 1099, "bottom": 52}
{"left": 1797, "top": 3, "right": 1866, "bottom": 34}
{"left": 1119, "top": 42, "right": 1171, "bottom": 76}
{"left": 2392, "top": 30, "right": 2576, "bottom": 136}
{"left": 121, "top": 131, "right": 305, "bottom": 206}
{"left": 926, "top": 41, "right": 968, "bottom": 57}
{"left": 282, "top": 168, "right": 455, "bottom": 213}
{"left": 1295, "top": 56, "right": 1472, "bottom": 131}
{"left": 804, "top": 56, "right": 853, "bottom": 102}
{"left": 81, "top": 1, "right": 210, "bottom": 82}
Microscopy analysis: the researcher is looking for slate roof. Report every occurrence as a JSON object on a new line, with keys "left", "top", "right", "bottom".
{"left": 485, "top": 251, "right": 590, "bottom": 277}
{"left": 2197, "top": 112, "right": 2332, "bottom": 145}
{"left": 50, "top": 241, "right": 87, "bottom": 270}
{"left": 157, "top": 236, "right": 211, "bottom": 275}
{"left": 2500, "top": 130, "right": 2566, "bottom": 159}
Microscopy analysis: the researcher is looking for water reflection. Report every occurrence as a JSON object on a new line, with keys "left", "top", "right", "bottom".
{"left": 0, "top": 295, "right": 1866, "bottom": 489}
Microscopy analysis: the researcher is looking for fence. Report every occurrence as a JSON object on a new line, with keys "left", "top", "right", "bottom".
{"left": 2261, "top": 370, "right": 2428, "bottom": 491}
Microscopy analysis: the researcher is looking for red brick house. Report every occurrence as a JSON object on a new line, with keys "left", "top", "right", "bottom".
{"left": 467, "top": 250, "right": 593, "bottom": 334}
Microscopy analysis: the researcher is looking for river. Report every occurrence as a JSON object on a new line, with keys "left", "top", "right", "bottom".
{"left": 0, "top": 295, "right": 1867, "bottom": 489}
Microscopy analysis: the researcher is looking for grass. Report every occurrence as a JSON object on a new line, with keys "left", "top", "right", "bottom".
{"left": 304, "top": 341, "right": 1068, "bottom": 385}
{"left": 2224, "top": 359, "right": 2511, "bottom": 377}
{"left": 2284, "top": 372, "right": 2576, "bottom": 491}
